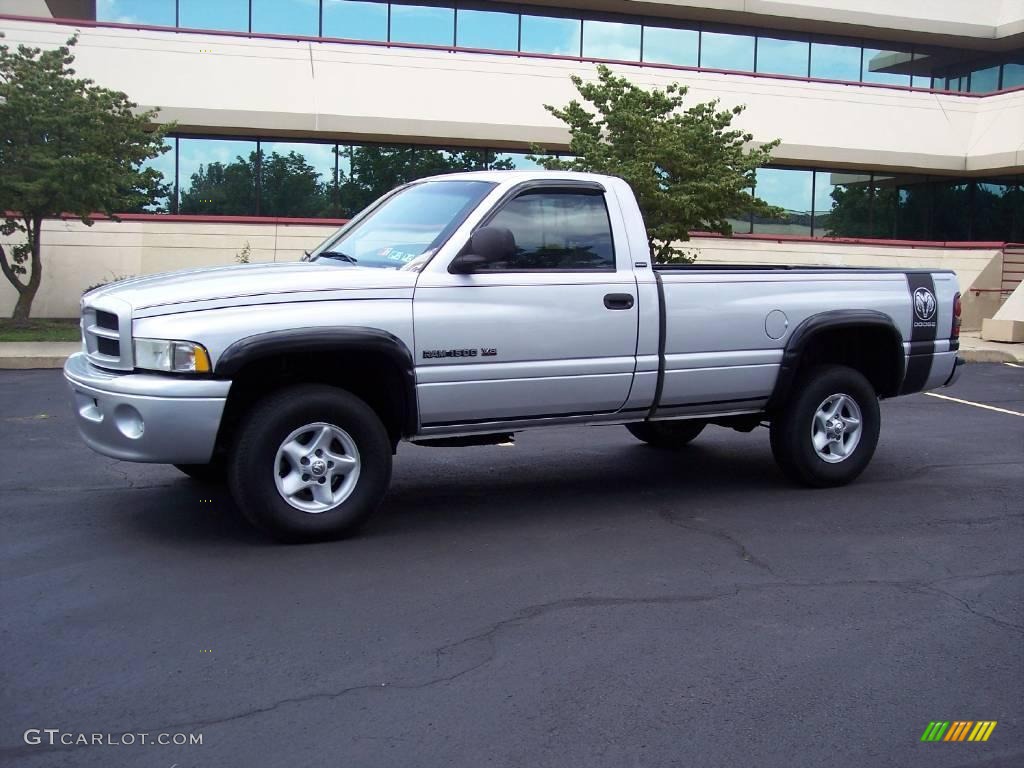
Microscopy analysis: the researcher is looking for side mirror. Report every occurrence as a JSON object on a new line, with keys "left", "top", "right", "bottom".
{"left": 449, "top": 226, "right": 516, "bottom": 274}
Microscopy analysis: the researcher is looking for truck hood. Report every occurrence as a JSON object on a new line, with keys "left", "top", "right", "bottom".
{"left": 84, "top": 261, "right": 418, "bottom": 313}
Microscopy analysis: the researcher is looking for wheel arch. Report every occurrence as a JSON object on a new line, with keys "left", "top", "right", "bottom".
{"left": 213, "top": 327, "right": 418, "bottom": 452}
{"left": 768, "top": 310, "right": 905, "bottom": 410}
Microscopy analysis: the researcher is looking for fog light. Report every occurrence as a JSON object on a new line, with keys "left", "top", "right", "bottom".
{"left": 114, "top": 404, "right": 144, "bottom": 439}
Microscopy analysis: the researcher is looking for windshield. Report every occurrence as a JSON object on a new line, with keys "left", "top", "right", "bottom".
{"left": 309, "top": 180, "right": 495, "bottom": 270}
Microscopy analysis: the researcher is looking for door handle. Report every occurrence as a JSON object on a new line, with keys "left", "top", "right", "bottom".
{"left": 604, "top": 293, "right": 635, "bottom": 310}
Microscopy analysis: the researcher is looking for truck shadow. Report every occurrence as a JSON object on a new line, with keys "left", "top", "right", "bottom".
{"left": 123, "top": 439, "right": 788, "bottom": 547}
{"left": 373, "top": 441, "right": 784, "bottom": 537}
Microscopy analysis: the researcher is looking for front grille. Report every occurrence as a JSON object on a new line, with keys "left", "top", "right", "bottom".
{"left": 96, "top": 336, "right": 120, "bottom": 357}
{"left": 95, "top": 310, "right": 119, "bottom": 331}
{"left": 82, "top": 297, "right": 132, "bottom": 371}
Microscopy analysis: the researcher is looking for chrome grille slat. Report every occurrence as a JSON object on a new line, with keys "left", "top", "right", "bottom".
{"left": 81, "top": 295, "right": 133, "bottom": 371}
{"left": 86, "top": 324, "right": 120, "bottom": 340}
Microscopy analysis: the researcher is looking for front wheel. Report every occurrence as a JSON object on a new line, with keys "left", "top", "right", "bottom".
{"left": 769, "top": 365, "right": 880, "bottom": 487}
{"left": 228, "top": 385, "right": 392, "bottom": 543}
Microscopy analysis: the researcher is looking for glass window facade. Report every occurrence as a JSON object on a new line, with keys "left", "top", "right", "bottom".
{"left": 177, "top": 138, "right": 258, "bottom": 215}
{"left": 641, "top": 25, "right": 698, "bottom": 67}
{"left": 520, "top": 14, "right": 580, "bottom": 56}
{"left": 582, "top": 20, "right": 641, "bottom": 61}
{"left": 251, "top": 0, "right": 317, "bottom": 36}
{"left": 810, "top": 41, "right": 860, "bottom": 81}
{"left": 97, "top": 0, "right": 176, "bottom": 26}
{"left": 456, "top": 8, "right": 517, "bottom": 50}
{"left": 148, "top": 136, "right": 1023, "bottom": 242}
{"left": 753, "top": 168, "right": 813, "bottom": 236}
{"left": 862, "top": 46, "right": 913, "bottom": 86}
{"left": 94, "top": 1, "right": 1024, "bottom": 95}
{"left": 756, "top": 35, "right": 809, "bottom": 77}
{"left": 258, "top": 141, "right": 336, "bottom": 217}
{"left": 178, "top": 0, "right": 248, "bottom": 32}
{"left": 700, "top": 30, "right": 755, "bottom": 71}
{"left": 390, "top": 3, "right": 454, "bottom": 47}
{"left": 322, "top": 0, "right": 387, "bottom": 41}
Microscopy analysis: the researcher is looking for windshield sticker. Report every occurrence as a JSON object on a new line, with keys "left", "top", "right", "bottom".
{"left": 377, "top": 247, "right": 420, "bottom": 264}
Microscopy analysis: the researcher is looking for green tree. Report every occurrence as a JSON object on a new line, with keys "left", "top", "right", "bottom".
{"left": 260, "top": 150, "right": 330, "bottom": 217}
{"left": 0, "top": 35, "right": 169, "bottom": 319}
{"left": 179, "top": 153, "right": 257, "bottom": 215}
{"left": 337, "top": 146, "right": 512, "bottom": 216}
{"left": 530, "top": 65, "right": 782, "bottom": 263}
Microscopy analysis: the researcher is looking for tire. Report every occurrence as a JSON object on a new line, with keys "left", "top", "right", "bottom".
{"left": 769, "top": 364, "right": 880, "bottom": 488}
{"left": 174, "top": 460, "right": 226, "bottom": 484}
{"left": 626, "top": 419, "right": 706, "bottom": 449}
{"left": 228, "top": 384, "right": 392, "bottom": 543}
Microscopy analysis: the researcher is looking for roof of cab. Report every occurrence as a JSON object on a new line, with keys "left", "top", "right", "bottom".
{"left": 416, "top": 169, "right": 619, "bottom": 185}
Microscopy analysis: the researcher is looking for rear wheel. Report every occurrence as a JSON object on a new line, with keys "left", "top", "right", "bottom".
{"left": 769, "top": 365, "right": 880, "bottom": 487}
{"left": 228, "top": 384, "right": 392, "bottom": 543}
{"left": 626, "top": 419, "right": 706, "bottom": 450}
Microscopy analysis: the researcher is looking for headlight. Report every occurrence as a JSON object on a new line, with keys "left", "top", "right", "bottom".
{"left": 133, "top": 338, "right": 211, "bottom": 373}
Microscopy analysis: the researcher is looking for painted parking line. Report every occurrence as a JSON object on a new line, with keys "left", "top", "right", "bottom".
{"left": 1005, "top": 362, "right": 1022, "bottom": 369}
{"left": 924, "top": 392, "right": 1024, "bottom": 417}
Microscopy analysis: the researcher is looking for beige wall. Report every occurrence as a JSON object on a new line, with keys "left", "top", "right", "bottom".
{"left": 3, "top": 19, "right": 1022, "bottom": 175}
{"left": 0, "top": 218, "right": 340, "bottom": 317}
{"left": 1, "top": 218, "right": 1003, "bottom": 329}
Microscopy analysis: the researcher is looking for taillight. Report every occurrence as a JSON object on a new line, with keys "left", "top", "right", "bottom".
{"left": 952, "top": 292, "right": 962, "bottom": 340}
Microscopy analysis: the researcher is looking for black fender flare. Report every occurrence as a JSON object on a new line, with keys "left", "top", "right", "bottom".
{"left": 767, "top": 310, "right": 905, "bottom": 410}
{"left": 215, "top": 327, "right": 418, "bottom": 436}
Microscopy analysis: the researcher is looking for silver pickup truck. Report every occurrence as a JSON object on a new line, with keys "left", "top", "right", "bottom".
{"left": 65, "top": 171, "right": 963, "bottom": 541}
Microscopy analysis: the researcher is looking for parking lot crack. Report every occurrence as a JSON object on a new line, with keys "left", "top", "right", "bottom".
{"left": 658, "top": 509, "right": 775, "bottom": 574}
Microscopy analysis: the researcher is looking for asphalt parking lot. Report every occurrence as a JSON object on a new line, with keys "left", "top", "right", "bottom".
{"left": 1, "top": 364, "right": 1021, "bottom": 768}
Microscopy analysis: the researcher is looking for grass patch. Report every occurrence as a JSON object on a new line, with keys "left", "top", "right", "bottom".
{"left": 0, "top": 318, "right": 80, "bottom": 342}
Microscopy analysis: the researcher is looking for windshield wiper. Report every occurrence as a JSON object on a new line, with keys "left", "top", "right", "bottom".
{"left": 317, "top": 250, "right": 358, "bottom": 264}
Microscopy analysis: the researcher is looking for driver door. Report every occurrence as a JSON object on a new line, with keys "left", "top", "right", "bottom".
{"left": 413, "top": 183, "right": 639, "bottom": 430}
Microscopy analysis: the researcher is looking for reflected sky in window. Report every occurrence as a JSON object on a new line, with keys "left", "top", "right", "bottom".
{"left": 391, "top": 4, "right": 454, "bottom": 46}
{"left": 810, "top": 42, "right": 860, "bottom": 81}
{"left": 700, "top": 31, "right": 754, "bottom": 71}
{"left": 582, "top": 20, "right": 640, "bottom": 61}
{"left": 251, "top": 0, "right": 318, "bottom": 36}
{"left": 757, "top": 36, "right": 809, "bottom": 77}
{"left": 456, "top": 8, "right": 518, "bottom": 51}
{"left": 178, "top": 0, "right": 248, "bottom": 32}
{"left": 969, "top": 65, "right": 1000, "bottom": 93}
{"left": 322, "top": 0, "right": 387, "bottom": 41}
{"left": 641, "top": 26, "right": 698, "bottom": 67}
{"left": 520, "top": 15, "right": 581, "bottom": 56}
{"left": 97, "top": 0, "right": 175, "bottom": 26}
{"left": 140, "top": 138, "right": 176, "bottom": 212}
{"left": 1003, "top": 61, "right": 1024, "bottom": 89}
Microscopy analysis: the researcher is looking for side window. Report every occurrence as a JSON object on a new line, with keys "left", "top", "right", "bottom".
{"left": 481, "top": 189, "right": 616, "bottom": 271}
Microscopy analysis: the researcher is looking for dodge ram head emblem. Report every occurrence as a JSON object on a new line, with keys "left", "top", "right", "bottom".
{"left": 913, "top": 287, "right": 936, "bottom": 321}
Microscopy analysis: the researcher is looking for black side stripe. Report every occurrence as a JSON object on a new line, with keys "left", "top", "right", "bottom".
{"left": 901, "top": 272, "right": 937, "bottom": 394}
{"left": 647, "top": 272, "right": 668, "bottom": 420}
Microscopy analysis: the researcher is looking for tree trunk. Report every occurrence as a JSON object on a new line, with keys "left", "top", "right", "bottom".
{"left": 10, "top": 218, "right": 43, "bottom": 322}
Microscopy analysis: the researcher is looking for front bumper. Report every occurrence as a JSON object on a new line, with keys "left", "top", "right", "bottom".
{"left": 63, "top": 352, "right": 230, "bottom": 464}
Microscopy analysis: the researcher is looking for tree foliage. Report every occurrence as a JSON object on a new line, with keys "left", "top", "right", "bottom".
{"left": 531, "top": 65, "right": 782, "bottom": 263}
{"left": 0, "top": 34, "right": 170, "bottom": 319}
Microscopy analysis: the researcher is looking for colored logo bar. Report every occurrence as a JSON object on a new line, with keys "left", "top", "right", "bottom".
{"left": 921, "top": 721, "right": 997, "bottom": 742}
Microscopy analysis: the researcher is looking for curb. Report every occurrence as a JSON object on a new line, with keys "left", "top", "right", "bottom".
{"left": 959, "top": 349, "right": 1023, "bottom": 364}
{"left": 0, "top": 356, "right": 71, "bottom": 370}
